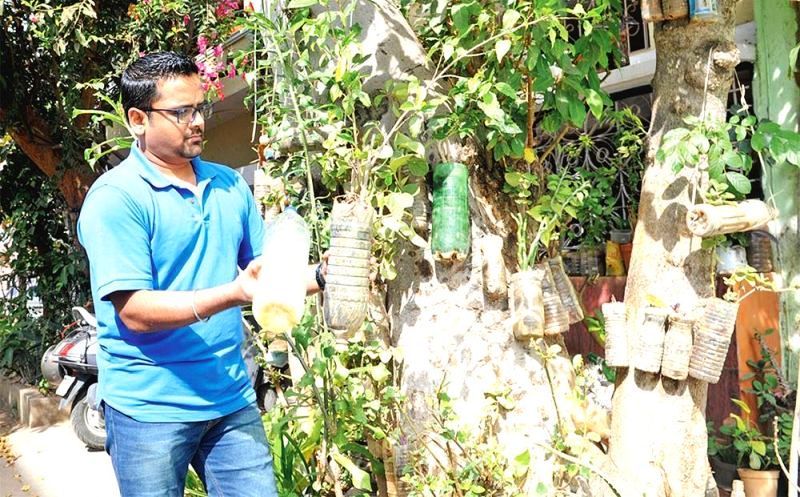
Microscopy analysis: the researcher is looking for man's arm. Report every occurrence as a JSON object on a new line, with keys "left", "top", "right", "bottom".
{"left": 112, "top": 257, "right": 327, "bottom": 333}
{"left": 110, "top": 258, "right": 263, "bottom": 333}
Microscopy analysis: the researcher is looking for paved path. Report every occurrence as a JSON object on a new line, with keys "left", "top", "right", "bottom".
{"left": 0, "top": 411, "right": 119, "bottom": 497}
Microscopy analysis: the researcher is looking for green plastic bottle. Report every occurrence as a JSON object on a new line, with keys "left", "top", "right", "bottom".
{"left": 431, "top": 162, "right": 470, "bottom": 261}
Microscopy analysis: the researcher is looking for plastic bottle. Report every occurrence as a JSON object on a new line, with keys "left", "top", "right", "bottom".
{"left": 252, "top": 206, "right": 310, "bottom": 334}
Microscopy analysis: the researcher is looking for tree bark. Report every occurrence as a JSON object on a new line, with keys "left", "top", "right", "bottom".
{"left": 1, "top": 107, "right": 96, "bottom": 210}
{"left": 608, "top": 3, "right": 740, "bottom": 496}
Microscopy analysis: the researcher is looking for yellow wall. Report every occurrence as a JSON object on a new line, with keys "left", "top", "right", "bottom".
{"left": 203, "top": 111, "right": 257, "bottom": 168}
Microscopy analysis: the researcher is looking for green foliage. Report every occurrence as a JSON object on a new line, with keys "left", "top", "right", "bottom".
{"left": 720, "top": 399, "right": 778, "bottom": 470}
{"left": 402, "top": 384, "right": 529, "bottom": 497}
{"left": 0, "top": 139, "right": 89, "bottom": 382}
{"left": 722, "top": 265, "right": 776, "bottom": 303}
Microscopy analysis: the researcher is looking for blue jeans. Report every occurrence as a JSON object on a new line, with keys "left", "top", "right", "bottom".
{"left": 104, "top": 402, "right": 278, "bottom": 497}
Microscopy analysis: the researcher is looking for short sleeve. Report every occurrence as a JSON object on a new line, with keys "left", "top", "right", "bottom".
{"left": 77, "top": 184, "right": 154, "bottom": 300}
{"left": 236, "top": 175, "right": 265, "bottom": 269}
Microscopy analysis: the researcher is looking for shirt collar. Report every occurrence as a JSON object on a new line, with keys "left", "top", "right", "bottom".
{"left": 130, "top": 144, "right": 217, "bottom": 189}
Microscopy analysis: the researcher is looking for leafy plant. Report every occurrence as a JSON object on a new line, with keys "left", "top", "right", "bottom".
{"left": 720, "top": 399, "right": 777, "bottom": 470}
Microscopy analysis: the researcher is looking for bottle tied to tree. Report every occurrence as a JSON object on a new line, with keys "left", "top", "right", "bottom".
{"left": 431, "top": 162, "right": 470, "bottom": 262}
{"left": 252, "top": 206, "right": 310, "bottom": 335}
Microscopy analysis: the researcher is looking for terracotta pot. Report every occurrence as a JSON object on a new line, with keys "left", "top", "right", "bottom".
{"left": 737, "top": 468, "right": 779, "bottom": 497}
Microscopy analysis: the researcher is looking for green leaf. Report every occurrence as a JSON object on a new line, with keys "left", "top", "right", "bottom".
{"left": 585, "top": 89, "right": 603, "bottom": 119}
{"left": 332, "top": 452, "right": 372, "bottom": 491}
{"left": 495, "top": 82, "right": 518, "bottom": 99}
{"left": 502, "top": 9, "right": 521, "bottom": 30}
{"left": 751, "top": 440, "right": 767, "bottom": 456}
{"left": 495, "top": 39, "right": 512, "bottom": 63}
{"left": 725, "top": 172, "right": 752, "bottom": 194}
{"left": 286, "top": 0, "right": 318, "bottom": 8}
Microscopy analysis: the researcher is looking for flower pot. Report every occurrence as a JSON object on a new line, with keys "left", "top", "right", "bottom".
{"left": 634, "top": 307, "right": 668, "bottom": 373}
{"left": 689, "top": 298, "right": 739, "bottom": 384}
{"left": 547, "top": 256, "right": 584, "bottom": 324}
{"left": 579, "top": 246, "right": 605, "bottom": 276}
{"left": 709, "top": 456, "right": 737, "bottom": 492}
{"left": 736, "top": 468, "right": 779, "bottom": 497}
{"left": 323, "top": 199, "right": 373, "bottom": 337}
{"left": 431, "top": 162, "right": 470, "bottom": 262}
{"left": 661, "top": 314, "right": 694, "bottom": 381}
{"left": 602, "top": 301, "right": 628, "bottom": 368}
{"left": 509, "top": 268, "right": 546, "bottom": 341}
{"left": 605, "top": 240, "right": 625, "bottom": 276}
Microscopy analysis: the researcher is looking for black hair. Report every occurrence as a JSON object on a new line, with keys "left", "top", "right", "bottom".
{"left": 120, "top": 51, "right": 198, "bottom": 116}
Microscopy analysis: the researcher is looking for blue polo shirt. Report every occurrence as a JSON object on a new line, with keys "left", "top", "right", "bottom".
{"left": 77, "top": 145, "right": 264, "bottom": 422}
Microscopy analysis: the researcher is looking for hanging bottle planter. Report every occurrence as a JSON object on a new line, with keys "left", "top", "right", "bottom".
{"left": 547, "top": 256, "right": 584, "bottom": 324}
{"left": 323, "top": 198, "right": 373, "bottom": 337}
{"left": 747, "top": 231, "right": 774, "bottom": 273}
{"left": 540, "top": 263, "right": 570, "bottom": 336}
{"left": 411, "top": 177, "right": 429, "bottom": 236}
{"left": 661, "top": 314, "right": 694, "bottom": 381}
{"left": 253, "top": 167, "right": 286, "bottom": 223}
{"left": 689, "top": 0, "right": 722, "bottom": 22}
{"left": 662, "top": 0, "right": 689, "bottom": 20}
{"left": 509, "top": 267, "right": 546, "bottom": 341}
{"left": 634, "top": 307, "right": 668, "bottom": 373}
{"left": 689, "top": 298, "right": 739, "bottom": 384}
{"left": 686, "top": 200, "right": 776, "bottom": 238}
{"left": 602, "top": 301, "right": 628, "bottom": 368}
{"left": 480, "top": 235, "right": 508, "bottom": 302}
{"left": 431, "top": 163, "right": 470, "bottom": 262}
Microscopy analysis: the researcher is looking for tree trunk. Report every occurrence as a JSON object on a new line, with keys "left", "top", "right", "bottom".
{"left": 608, "top": 3, "right": 740, "bottom": 496}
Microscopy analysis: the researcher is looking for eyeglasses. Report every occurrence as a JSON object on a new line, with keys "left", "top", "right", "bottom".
{"left": 140, "top": 102, "right": 213, "bottom": 124}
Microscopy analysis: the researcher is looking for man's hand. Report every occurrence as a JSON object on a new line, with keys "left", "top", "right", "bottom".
{"left": 237, "top": 258, "right": 263, "bottom": 303}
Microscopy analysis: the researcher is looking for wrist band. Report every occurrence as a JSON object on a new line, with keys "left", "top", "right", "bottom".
{"left": 315, "top": 263, "right": 326, "bottom": 291}
{"left": 192, "top": 290, "right": 209, "bottom": 323}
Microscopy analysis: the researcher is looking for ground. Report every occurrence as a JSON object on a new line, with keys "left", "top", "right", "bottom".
{"left": 0, "top": 409, "right": 118, "bottom": 497}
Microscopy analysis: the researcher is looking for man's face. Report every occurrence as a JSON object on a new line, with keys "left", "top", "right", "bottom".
{"left": 134, "top": 74, "right": 207, "bottom": 163}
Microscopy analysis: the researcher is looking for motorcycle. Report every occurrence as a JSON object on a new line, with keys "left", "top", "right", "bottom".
{"left": 40, "top": 306, "right": 105, "bottom": 450}
{"left": 41, "top": 307, "right": 286, "bottom": 450}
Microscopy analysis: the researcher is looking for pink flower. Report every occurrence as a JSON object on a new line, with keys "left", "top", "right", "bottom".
{"left": 28, "top": 13, "right": 39, "bottom": 23}
{"left": 142, "top": 0, "right": 151, "bottom": 4}
{"left": 212, "top": 44, "right": 224, "bottom": 58}
{"left": 197, "top": 35, "right": 208, "bottom": 53}
{"left": 227, "top": 65, "right": 236, "bottom": 79}
{"left": 183, "top": 15, "right": 190, "bottom": 26}
{"left": 196, "top": 60, "right": 207, "bottom": 73}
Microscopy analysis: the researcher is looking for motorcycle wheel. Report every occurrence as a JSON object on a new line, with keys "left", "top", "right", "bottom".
{"left": 71, "top": 394, "right": 106, "bottom": 451}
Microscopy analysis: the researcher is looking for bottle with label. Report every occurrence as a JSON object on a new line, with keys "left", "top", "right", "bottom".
{"left": 252, "top": 206, "right": 310, "bottom": 335}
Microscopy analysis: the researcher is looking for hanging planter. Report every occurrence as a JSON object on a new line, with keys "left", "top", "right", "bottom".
{"left": 661, "top": 314, "right": 694, "bottom": 381}
{"left": 661, "top": 0, "right": 689, "bottom": 20}
{"left": 634, "top": 307, "right": 668, "bottom": 373}
{"left": 253, "top": 167, "right": 286, "bottom": 223}
{"left": 547, "top": 256, "right": 584, "bottom": 324}
{"left": 480, "top": 235, "right": 508, "bottom": 302}
{"left": 747, "top": 231, "right": 774, "bottom": 273}
{"left": 686, "top": 200, "right": 776, "bottom": 238}
{"left": 540, "top": 263, "right": 570, "bottom": 336}
{"left": 411, "top": 177, "right": 429, "bottom": 236}
{"left": 509, "top": 267, "right": 546, "bottom": 341}
{"left": 323, "top": 198, "right": 373, "bottom": 337}
{"left": 688, "top": 298, "right": 739, "bottom": 384}
{"left": 602, "top": 301, "right": 628, "bottom": 368}
{"left": 431, "top": 162, "right": 470, "bottom": 262}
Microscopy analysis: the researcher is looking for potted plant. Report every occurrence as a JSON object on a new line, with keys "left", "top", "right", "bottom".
{"left": 707, "top": 422, "right": 738, "bottom": 492}
{"left": 720, "top": 399, "right": 780, "bottom": 497}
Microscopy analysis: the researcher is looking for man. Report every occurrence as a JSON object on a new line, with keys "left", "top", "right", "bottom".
{"left": 78, "top": 51, "right": 324, "bottom": 497}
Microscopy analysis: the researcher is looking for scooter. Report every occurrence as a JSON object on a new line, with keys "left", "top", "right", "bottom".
{"left": 40, "top": 306, "right": 105, "bottom": 450}
{"left": 41, "top": 308, "right": 287, "bottom": 450}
